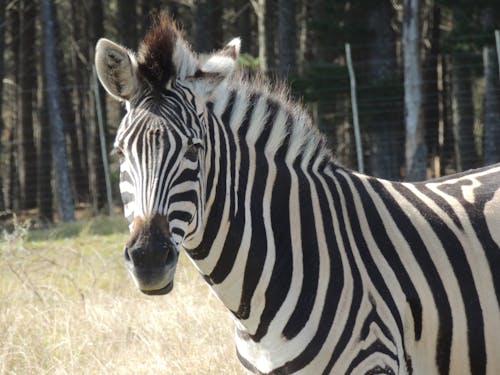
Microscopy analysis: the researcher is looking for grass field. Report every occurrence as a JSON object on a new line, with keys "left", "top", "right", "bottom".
{"left": 0, "top": 216, "right": 242, "bottom": 374}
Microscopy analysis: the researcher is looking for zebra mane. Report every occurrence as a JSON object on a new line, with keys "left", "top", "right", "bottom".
{"left": 222, "top": 72, "right": 333, "bottom": 164}
{"left": 137, "top": 13, "right": 199, "bottom": 86}
{"left": 137, "top": 14, "right": 178, "bottom": 88}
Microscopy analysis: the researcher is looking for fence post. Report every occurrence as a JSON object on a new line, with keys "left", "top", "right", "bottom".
{"left": 495, "top": 30, "right": 500, "bottom": 79}
{"left": 92, "top": 65, "right": 114, "bottom": 216}
{"left": 345, "top": 43, "right": 364, "bottom": 174}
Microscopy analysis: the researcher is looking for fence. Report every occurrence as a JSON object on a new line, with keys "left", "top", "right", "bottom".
{"left": 1, "top": 34, "right": 500, "bottom": 223}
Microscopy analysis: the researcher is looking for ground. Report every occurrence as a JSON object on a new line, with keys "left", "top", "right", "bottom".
{"left": 0, "top": 216, "right": 242, "bottom": 374}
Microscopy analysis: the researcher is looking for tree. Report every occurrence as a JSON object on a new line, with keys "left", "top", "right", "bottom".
{"left": 451, "top": 53, "right": 477, "bottom": 171}
{"left": 18, "top": 0, "right": 37, "bottom": 209}
{"left": 69, "top": 0, "right": 90, "bottom": 202}
{"left": 0, "top": 0, "right": 5, "bottom": 211}
{"left": 37, "top": 89, "right": 53, "bottom": 223}
{"left": 193, "top": 0, "right": 221, "bottom": 53}
{"left": 481, "top": 7, "right": 500, "bottom": 165}
{"left": 366, "top": 0, "right": 402, "bottom": 180}
{"left": 40, "top": 0, "right": 74, "bottom": 222}
{"left": 256, "top": 0, "right": 276, "bottom": 72}
{"left": 7, "top": 1, "right": 21, "bottom": 211}
{"left": 118, "top": 0, "right": 138, "bottom": 49}
{"left": 47, "top": 2, "right": 87, "bottom": 205}
{"left": 278, "top": 0, "right": 296, "bottom": 78}
{"left": 444, "top": 5, "right": 479, "bottom": 172}
{"left": 403, "top": 0, "right": 426, "bottom": 180}
{"left": 88, "top": 0, "right": 108, "bottom": 212}
{"left": 423, "top": 3, "right": 443, "bottom": 175}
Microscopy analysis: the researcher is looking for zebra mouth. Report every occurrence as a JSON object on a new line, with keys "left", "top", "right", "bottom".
{"left": 125, "top": 264, "right": 177, "bottom": 296}
{"left": 141, "top": 281, "right": 174, "bottom": 295}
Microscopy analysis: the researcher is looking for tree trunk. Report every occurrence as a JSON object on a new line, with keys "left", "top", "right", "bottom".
{"left": 0, "top": 0, "right": 6, "bottom": 211}
{"left": 297, "top": 0, "right": 310, "bottom": 73}
{"left": 118, "top": 0, "right": 138, "bottom": 49}
{"left": 440, "top": 55, "right": 455, "bottom": 175}
{"left": 18, "top": 0, "right": 37, "bottom": 209}
{"left": 88, "top": 0, "right": 108, "bottom": 212}
{"left": 37, "top": 91, "right": 53, "bottom": 223}
{"left": 51, "top": 4, "right": 87, "bottom": 205}
{"left": 481, "top": 8, "right": 500, "bottom": 165}
{"left": 367, "top": 0, "right": 402, "bottom": 180}
{"left": 40, "top": 0, "right": 75, "bottom": 222}
{"left": 423, "top": 4, "right": 441, "bottom": 176}
{"left": 255, "top": 0, "right": 276, "bottom": 72}
{"left": 193, "top": 0, "right": 221, "bottom": 53}
{"left": 483, "top": 45, "right": 500, "bottom": 165}
{"left": 278, "top": 0, "right": 296, "bottom": 78}
{"left": 451, "top": 54, "right": 478, "bottom": 171}
{"left": 69, "top": 1, "right": 89, "bottom": 202}
{"left": 310, "top": 0, "right": 325, "bottom": 62}
{"left": 233, "top": 0, "right": 254, "bottom": 56}
{"left": 257, "top": 0, "right": 268, "bottom": 72}
{"left": 266, "top": 0, "right": 276, "bottom": 71}
{"left": 257, "top": 0, "right": 276, "bottom": 72}
{"left": 403, "top": 0, "right": 426, "bottom": 181}
{"left": 8, "top": 120, "right": 20, "bottom": 211}
{"left": 7, "top": 3, "right": 20, "bottom": 211}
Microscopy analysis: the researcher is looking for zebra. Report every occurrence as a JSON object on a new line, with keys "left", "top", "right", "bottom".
{"left": 95, "top": 15, "right": 500, "bottom": 375}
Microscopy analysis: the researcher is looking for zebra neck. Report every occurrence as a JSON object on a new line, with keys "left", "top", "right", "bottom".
{"left": 183, "top": 82, "right": 349, "bottom": 336}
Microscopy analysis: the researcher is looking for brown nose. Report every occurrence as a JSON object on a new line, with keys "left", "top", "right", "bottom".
{"left": 124, "top": 214, "right": 175, "bottom": 269}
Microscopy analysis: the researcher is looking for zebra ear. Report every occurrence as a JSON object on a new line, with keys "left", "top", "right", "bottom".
{"left": 189, "top": 38, "right": 241, "bottom": 95}
{"left": 95, "top": 38, "right": 139, "bottom": 101}
{"left": 200, "top": 38, "right": 241, "bottom": 76}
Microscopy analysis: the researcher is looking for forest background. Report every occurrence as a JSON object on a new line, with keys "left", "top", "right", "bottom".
{"left": 1, "top": 0, "right": 500, "bottom": 224}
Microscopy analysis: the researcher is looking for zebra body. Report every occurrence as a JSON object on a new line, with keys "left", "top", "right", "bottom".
{"left": 95, "top": 15, "right": 500, "bottom": 374}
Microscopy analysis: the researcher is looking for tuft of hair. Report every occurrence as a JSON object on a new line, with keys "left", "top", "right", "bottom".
{"left": 137, "top": 13, "right": 178, "bottom": 88}
{"left": 223, "top": 71, "right": 334, "bottom": 162}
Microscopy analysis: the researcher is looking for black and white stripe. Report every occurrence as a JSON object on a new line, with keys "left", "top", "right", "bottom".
{"left": 96, "top": 17, "right": 500, "bottom": 374}
{"left": 117, "top": 79, "right": 500, "bottom": 374}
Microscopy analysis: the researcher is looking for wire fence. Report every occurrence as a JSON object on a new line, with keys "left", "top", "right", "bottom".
{"left": 1, "top": 35, "right": 500, "bottom": 224}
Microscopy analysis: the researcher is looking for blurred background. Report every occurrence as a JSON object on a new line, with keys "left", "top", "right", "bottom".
{"left": 1, "top": 0, "right": 500, "bottom": 224}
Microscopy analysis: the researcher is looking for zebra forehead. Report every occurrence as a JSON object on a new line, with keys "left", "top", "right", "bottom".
{"left": 118, "top": 105, "right": 193, "bottom": 147}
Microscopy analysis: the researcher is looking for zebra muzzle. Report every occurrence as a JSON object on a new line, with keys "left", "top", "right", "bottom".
{"left": 123, "top": 214, "right": 178, "bottom": 295}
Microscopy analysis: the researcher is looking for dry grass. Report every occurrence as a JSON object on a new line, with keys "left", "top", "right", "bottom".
{"left": 0, "top": 217, "right": 243, "bottom": 375}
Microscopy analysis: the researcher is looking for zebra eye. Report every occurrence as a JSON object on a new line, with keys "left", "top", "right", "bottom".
{"left": 111, "top": 147, "right": 125, "bottom": 160}
{"left": 184, "top": 139, "right": 202, "bottom": 162}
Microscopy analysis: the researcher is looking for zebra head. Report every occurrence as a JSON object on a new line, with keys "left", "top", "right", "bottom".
{"left": 94, "top": 15, "right": 240, "bottom": 295}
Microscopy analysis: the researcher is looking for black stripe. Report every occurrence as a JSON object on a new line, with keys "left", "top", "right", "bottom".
{"left": 168, "top": 210, "right": 192, "bottom": 223}
{"left": 236, "top": 95, "right": 269, "bottom": 319}
{"left": 264, "top": 152, "right": 344, "bottom": 373}
{"left": 350, "top": 175, "right": 423, "bottom": 341}
{"left": 204, "top": 102, "right": 217, "bottom": 209}
{"left": 250, "top": 104, "right": 292, "bottom": 342}
{"left": 360, "top": 296, "right": 395, "bottom": 343}
{"left": 435, "top": 171, "right": 500, "bottom": 309}
{"left": 282, "top": 154, "right": 320, "bottom": 340}
{"left": 413, "top": 182, "right": 463, "bottom": 230}
{"left": 393, "top": 182, "right": 486, "bottom": 375}
{"left": 188, "top": 98, "right": 234, "bottom": 259}
{"left": 338, "top": 172, "right": 403, "bottom": 332}
{"left": 369, "top": 178, "right": 453, "bottom": 374}
{"left": 210, "top": 95, "right": 256, "bottom": 285}
{"left": 347, "top": 340, "right": 398, "bottom": 375}
{"left": 321, "top": 168, "right": 364, "bottom": 375}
